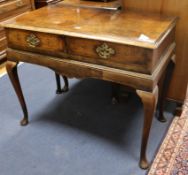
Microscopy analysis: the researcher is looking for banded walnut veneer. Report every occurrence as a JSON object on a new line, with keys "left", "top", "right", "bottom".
{"left": 3, "top": 3, "right": 177, "bottom": 169}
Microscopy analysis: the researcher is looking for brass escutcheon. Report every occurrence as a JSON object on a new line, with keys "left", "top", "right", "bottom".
{"left": 26, "top": 34, "right": 40, "bottom": 48}
{"left": 96, "top": 43, "right": 115, "bottom": 59}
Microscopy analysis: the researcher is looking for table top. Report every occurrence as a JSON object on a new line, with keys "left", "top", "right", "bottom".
{"left": 2, "top": 2, "right": 177, "bottom": 48}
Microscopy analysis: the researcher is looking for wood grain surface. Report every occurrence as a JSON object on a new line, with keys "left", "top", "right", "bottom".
{"left": 0, "top": 0, "right": 34, "bottom": 62}
{"left": 4, "top": 5, "right": 177, "bottom": 168}
{"left": 123, "top": 0, "right": 188, "bottom": 102}
{"left": 2, "top": 4, "right": 177, "bottom": 49}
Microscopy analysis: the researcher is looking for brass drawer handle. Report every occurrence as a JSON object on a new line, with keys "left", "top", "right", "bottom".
{"left": 16, "top": 0, "right": 24, "bottom": 7}
{"left": 96, "top": 43, "right": 115, "bottom": 59}
{"left": 26, "top": 34, "right": 40, "bottom": 48}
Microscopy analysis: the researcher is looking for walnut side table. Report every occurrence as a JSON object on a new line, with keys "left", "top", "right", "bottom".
{"left": 3, "top": 4, "right": 177, "bottom": 169}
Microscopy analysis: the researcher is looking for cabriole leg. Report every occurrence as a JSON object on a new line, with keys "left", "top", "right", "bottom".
{"left": 158, "top": 60, "right": 175, "bottom": 122}
{"left": 136, "top": 86, "right": 158, "bottom": 169}
{"left": 55, "top": 73, "right": 69, "bottom": 94}
{"left": 111, "top": 83, "right": 120, "bottom": 104}
{"left": 62, "top": 75, "right": 69, "bottom": 92}
{"left": 55, "top": 72, "right": 62, "bottom": 94}
{"left": 6, "top": 61, "right": 28, "bottom": 126}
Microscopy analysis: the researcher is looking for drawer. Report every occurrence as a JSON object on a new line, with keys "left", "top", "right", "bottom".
{"left": 0, "top": 0, "right": 30, "bottom": 14}
{"left": 0, "top": 0, "right": 31, "bottom": 21}
{"left": 0, "top": 0, "right": 7, "bottom": 4}
{"left": 66, "top": 37, "right": 153, "bottom": 74}
{"left": 6, "top": 29, "right": 66, "bottom": 55}
{"left": 0, "top": 27, "right": 5, "bottom": 39}
{"left": 0, "top": 37, "right": 6, "bottom": 52}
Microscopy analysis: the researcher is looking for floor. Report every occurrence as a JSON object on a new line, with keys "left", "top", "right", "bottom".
{"left": 0, "top": 63, "right": 176, "bottom": 175}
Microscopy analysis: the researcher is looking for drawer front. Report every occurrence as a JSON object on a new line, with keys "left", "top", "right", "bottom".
{"left": 0, "top": 0, "right": 30, "bottom": 15}
{"left": 0, "top": 37, "right": 6, "bottom": 52}
{"left": 66, "top": 37, "right": 153, "bottom": 74}
{"left": 0, "top": 27, "right": 5, "bottom": 39}
{"left": 7, "top": 29, "right": 66, "bottom": 55}
{"left": 0, "top": 0, "right": 7, "bottom": 4}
